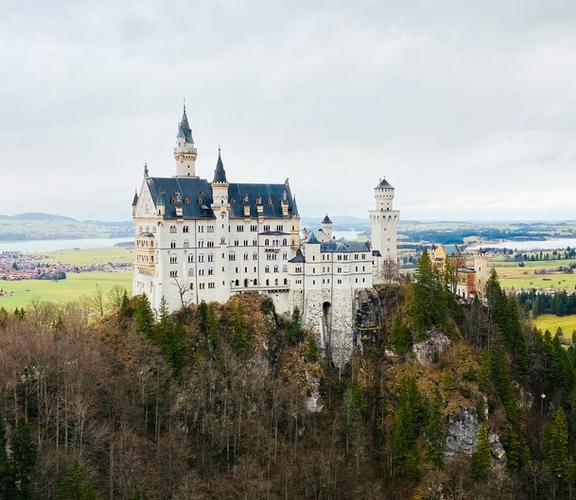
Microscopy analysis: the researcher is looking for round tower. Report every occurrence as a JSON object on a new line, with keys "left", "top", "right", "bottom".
{"left": 174, "top": 105, "right": 198, "bottom": 177}
{"left": 369, "top": 177, "right": 400, "bottom": 281}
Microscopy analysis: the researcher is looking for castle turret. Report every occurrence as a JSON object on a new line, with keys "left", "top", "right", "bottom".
{"left": 211, "top": 148, "right": 229, "bottom": 207}
{"left": 319, "top": 215, "right": 333, "bottom": 241}
{"left": 174, "top": 105, "right": 198, "bottom": 177}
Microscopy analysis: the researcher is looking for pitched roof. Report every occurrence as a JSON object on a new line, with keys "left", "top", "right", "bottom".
{"left": 144, "top": 176, "right": 298, "bottom": 220}
{"left": 213, "top": 150, "right": 228, "bottom": 183}
{"left": 288, "top": 248, "right": 306, "bottom": 263}
{"left": 376, "top": 177, "right": 394, "bottom": 189}
{"left": 320, "top": 240, "right": 371, "bottom": 253}
{"left": 176, "top": 106, "right": 194, "bottom": 144}
{"left": 322, "top": 215, "right": 332, "bottom": 224}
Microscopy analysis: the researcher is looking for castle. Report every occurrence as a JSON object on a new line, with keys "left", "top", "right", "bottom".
{"left": 132, "top": 106, "right": 399, "bottom": 365}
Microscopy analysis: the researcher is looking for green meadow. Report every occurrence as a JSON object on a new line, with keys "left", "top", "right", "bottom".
{"left": 493, "top": 258, "right": 576, "bottom": 293}
{"left": 531, "top": 314, "right": 576, "bottom": 339}
{"left": 0, "top": 246, "right": 133, "bottom": 311}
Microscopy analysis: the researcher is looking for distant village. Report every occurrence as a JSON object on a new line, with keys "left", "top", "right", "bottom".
{"left": 0, "top": 251, "right": 132, "bottom": 284}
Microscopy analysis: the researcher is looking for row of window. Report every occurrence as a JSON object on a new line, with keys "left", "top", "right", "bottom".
{"left": 169, "top": 224, "right": 286, "bottom": 234}
{"left": 168, "top": 238, "right": 290, "bottom": 249}
{"left": 292, "top": 265, "right": 368, "bottom": 274}
{"left": 171, "top": 251, "right": 290, "bottom": 264}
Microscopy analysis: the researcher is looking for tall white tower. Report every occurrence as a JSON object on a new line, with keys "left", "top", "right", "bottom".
{"left": 174, "top": 105, "right": 198, "bottom": 177}
{"left": 369, "top": 177, "right": 399, "bottom": 275}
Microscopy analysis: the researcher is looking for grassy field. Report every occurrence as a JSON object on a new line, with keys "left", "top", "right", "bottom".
{"left": 488, "top": 258, "right": 576, "bottom": 338}
{"left": 41, "top": 246, "right": 134, "bottom": 266}
{"left": 492, "top": 258, "right": 576, "bottom": 293}
{"left": 0, "top": 246, "right": 133, "bottom": 311}
{"left": 531, "top": 314, "right": 576, "bottom": 338}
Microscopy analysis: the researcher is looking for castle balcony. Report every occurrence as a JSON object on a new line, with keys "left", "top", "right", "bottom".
{"left": 136, "top": 264, "right": 155, "bottom": 276}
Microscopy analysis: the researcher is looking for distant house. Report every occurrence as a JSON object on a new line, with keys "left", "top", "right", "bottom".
{"left": 430, "top": 244, "right": 488, "bottom": 299}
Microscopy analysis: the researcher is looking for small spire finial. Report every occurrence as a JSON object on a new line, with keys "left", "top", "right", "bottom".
{"left": 183, "top": 97, "right": 186, "bottom": 112}
{"left": 144, "top": 162, "right": 149, "bottom": 177}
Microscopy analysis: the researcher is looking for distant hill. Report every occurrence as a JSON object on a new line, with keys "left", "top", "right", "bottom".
{"left": 0, "top": 213, "right": 132, "bottom": 241}
{"left": 0, "top": 212, "right": 77, "bottom": 222}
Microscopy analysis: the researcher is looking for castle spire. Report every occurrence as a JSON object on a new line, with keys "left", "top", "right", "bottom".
{"left": 174, "top": 103, "right": 198, "bottom": 177}
{"left": 213, "top": 147, "right": 228, "bottom": 183}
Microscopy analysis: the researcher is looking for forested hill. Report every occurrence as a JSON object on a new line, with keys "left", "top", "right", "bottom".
{"left": 0, "top": 253, "right": 575, "bottom": 498}
{"left": 0, "top": 212, "right": 132, "bottom": 240}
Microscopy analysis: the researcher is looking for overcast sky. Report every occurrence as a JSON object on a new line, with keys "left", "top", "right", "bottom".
{"left": 1, "top": 0, "right": 575, "bottom": 222}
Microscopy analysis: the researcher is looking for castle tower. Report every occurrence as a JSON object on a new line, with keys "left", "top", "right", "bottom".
{"left": 369, "top": 177, "right": 399, "bottom": 281}
{"left": 211, "top": 148, "right": 229, "bottom": 206}
{"left": 174, "top": 105, "right": 198, "bottom": 177}
{"left": 319, "top": 215, "right": 333, "bottom": 242}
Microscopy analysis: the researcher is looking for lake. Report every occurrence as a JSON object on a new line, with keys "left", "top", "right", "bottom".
{"left": 0, "top": 237, "right": 133, "bottom": 254}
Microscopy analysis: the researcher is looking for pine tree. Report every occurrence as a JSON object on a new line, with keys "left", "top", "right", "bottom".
{"left": 393, "top": 377, "right": 425, "bottom": 475}
{"left": 55, "top": 462, "right": 98, "bottom": 500}
{"left": 472, "top": 424, "right": 491, "bottom": 481}
{"left": 0, "top": 416, "right": 15, "bottom": 499}
{"left": 390, "top": 318, "right": 412, "bottom": 354}
{"left": 10, "top": 418, "right": 36, "bottom": 500}
{"left": 425, "top": 388, "right": 445, "bottom": 469}
{"left": 231, "top": 300, "right": 249, "bottom": 354}
{"left": 543, "top": 409, "right": 574, "bottom": 488}
{"left": 409, "top": 250, "right": 446, "bottom": 338}
{"left": 134, "top": 294, "right": 155, "bottom": 338}
{"left": 285, "top": 306, "right": 303, "bottom": 345}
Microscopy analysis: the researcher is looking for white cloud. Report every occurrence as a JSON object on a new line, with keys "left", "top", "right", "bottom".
{"left": 1, "top": 0, "right": 576, "bottom": 221}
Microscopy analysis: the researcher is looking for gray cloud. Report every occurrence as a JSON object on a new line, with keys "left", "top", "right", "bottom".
{"left": 1, "top": 0, "right": 575, "bottom": 221}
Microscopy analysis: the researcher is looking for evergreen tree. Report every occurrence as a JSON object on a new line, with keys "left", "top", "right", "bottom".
{"left": 393, "top": 377, "right": 425, "bottom": 475}
{"left": 134, "top": 294, "right": 155, "bottom": 338}
{"left": 543, "top": 408, "right": 574, "bottom": 488}
{"left": 55, "top": 462, "right": 98, "bottom": 500}
{"left": 285, "top": 306, "right": 303, "bottom": 345}
{"left": 390, "top": 318, "right": 412, "bottom": 354}
{"left": 10, "top": 418, "right": 36, "bottom": 500}
{"left": 343, "top": 383, "right": 364, "bottom": 473}
{"left": 472, "top": 424, "right": 491, "bottom": 481}
{"left": 205, "top": 303, "right": 219, "bottom": 349}
{"left": 425, "top": 388, "right": 445, "bottom": 469}
{"left": 231, "top": 300, "right": 249, "bottom": 354}
{"left": 409, "top": 250, "right": 446, "bottom": 338}
{"left": 0, "top": 417, "right": 15, "bottom": 499}
{"left": 501, "top": 425, "right": 530, "bottom": 473}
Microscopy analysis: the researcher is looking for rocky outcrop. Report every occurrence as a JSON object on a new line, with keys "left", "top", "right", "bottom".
{"left": 445, "top": 407, "right": 506, "bottom": 467}
{"left": 445, "top": 407, "right": 480, "bottom": 458}
{"left": 412, "top": 329, "right": 451, "bottom": 365}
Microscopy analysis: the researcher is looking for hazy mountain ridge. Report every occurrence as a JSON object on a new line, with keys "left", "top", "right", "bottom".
{"left": 0, "top": 212, "right": 132, "bottom": 241}
{"left": 2, "top": 213, "right": 576, "bottom": 244}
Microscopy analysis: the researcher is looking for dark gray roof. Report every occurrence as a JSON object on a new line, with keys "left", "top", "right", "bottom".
{"left": 304, "top": 232, "right": 320, "bottom": 244}
{"left": 376, "top": 177, "right": 393, "bottom": 189}
{"left": 320, "top": 240, "right": 371, "bottom": 253}
{"left": 227, "top": 180, "right": 298, "bottom": 219}
{"left": 288, "top": 248, "right": 306, "bottom": 263}
{"left": 213, "top": 150, "right": 227, "bottom": 183}
{"left": 176, "top": 106, "right": 194, "bottom": 144}
{"left": 131, "top": 191, "right": 138, "bottom": 207}
{"left": 322, "top": 215, "right": 332, "bottom": 224}
{"left": 145, "top": 175, "right": 298, "bottom": 220}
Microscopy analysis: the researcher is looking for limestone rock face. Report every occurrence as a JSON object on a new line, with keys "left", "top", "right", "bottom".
{"left": 412, "top": 329, "right": 451, "bottom": 366}
{"left": 445, "top": 407, "right": 480, "bottom": 458}
{"left": 445, "top": 407, "right": 507, "bottom": 467}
